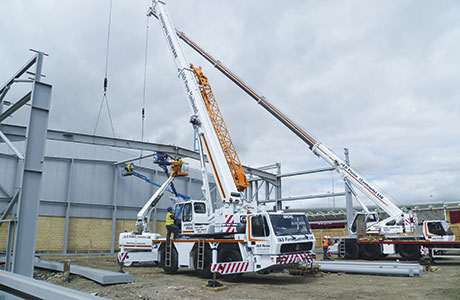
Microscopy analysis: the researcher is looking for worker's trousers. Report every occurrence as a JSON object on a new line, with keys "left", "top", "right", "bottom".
{"left": 166, "top": 224, "right": 180, "bottom": 244}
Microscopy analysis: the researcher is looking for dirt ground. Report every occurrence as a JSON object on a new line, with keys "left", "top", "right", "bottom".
{"left": 34, "top": 255, "right": 460, "bottom": 300}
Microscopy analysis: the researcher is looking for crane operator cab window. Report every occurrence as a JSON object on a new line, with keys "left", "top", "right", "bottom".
{"left": 194, "top": 202, "right": 206, "bottom": 214}
{"left": 252, "top": 215, "right": 270, "bottom": 237}
{"left": 427, "top": 221, "right": 454, "bottom": 236}
{"left": 270, "top": 214, "right": 312, "bottom": 236}
{"left": 181, "top": 202, "right": 206, "bottom": 223}
{"left": 351, "top": 212, "right": 379, "bottom": 233}
{"left": 182, "top": 203, "right": 192, "bottom": 222}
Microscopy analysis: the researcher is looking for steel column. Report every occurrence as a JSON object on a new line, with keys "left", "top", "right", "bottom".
{"left": 275, "top": 177, "right": 282, "bottom": 211}
{"left": 344, "top": 148, "right": 353, "bottom": 235}
{"left": 5, "top": 220, "right": 15, "bottom": 271}
{"left": 110, "top": 165, "right": 118, "bottom": 253}
{"left": 12, "top": 52, "right": 52, "bottom": 277}
{"left": 152, "top": 207, "right": 157, "bottom": 233}
{"left": 265, "top": 180, "right": 270, "bottom": 202}
{"left": 63, "top": 159, "right": 74, "bottom": 254}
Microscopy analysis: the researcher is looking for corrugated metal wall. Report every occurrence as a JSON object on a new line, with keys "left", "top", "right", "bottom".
{"left": 0, "top": 140, "right": 216, "bottom": 222}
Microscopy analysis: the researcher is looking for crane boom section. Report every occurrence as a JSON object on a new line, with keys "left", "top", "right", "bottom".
{"left": 192, "top": 65, "right": 249, "bottom": 192}
{"left": 150, "top": 1, "right": 241, "bottom": 202}
{"left": 166, "top": 27, "right": 404, "bottom": 219}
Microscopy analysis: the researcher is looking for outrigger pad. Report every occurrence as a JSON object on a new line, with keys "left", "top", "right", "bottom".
{"left": 206, "top": 280, "right": 224, "bottom": 288}
{"left": 202, "top": 280, "right": 228, "bottom": 291}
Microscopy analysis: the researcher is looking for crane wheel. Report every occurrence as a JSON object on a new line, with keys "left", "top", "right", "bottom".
{"left": 360, "top": 244, "right": 381, "bottom": 260}
{"left": 344, "top": 242, "right": 360, "bottom": 259}
{"left": 217, "top": 248, "right": 243, "bottom": 281}
{"left": 160, "top": 245, "right": 179, "bottom": 274}
{"left": 192, "top": 247, "right": 212, "bottom": 278}
{"left": 397, "top": 244, "right": 420, "bottom": 261}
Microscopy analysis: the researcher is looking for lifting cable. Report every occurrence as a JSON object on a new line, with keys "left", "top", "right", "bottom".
{"left": 141, "top": 15, "right": 150, "bottom": 144}
{"left": 94, "top": 0, "right": 116, "bottom": 138}
{"left": 138, "top": 14, "right": 151, "bottom": 160}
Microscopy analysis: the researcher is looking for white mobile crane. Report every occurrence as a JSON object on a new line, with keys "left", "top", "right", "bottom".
{"left": 118, "top": 159, "right": 188, "bottom": 267}
{"left": 135, "top": 0, "right": 317, "bottom": 277}
{"left": 148, "top": 6, "right": 458, "bottom": 261}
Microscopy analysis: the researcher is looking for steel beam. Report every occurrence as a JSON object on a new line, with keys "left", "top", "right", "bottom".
{"left": 34, "top": 258, "right": 134, "bottom": 285}
{"left": 0, "top": 183, "right": 11, "bottom": 199}
{"left": 0, "top": 191, "right": 19, "bottom": 223}
{"left": 242, "top": 165, "right": 277, "bottom": 184}
{"left": 279, "top": 167, "right": 335, "bottom": 178}
{"left": 260, "top": 192, "right": 346, "bottom": 204}
{"left": 0, "top": 55, "right": 37, "bottom": 95}
{"left": 315, "top": 261, "right": 423, "bottom": 277}
{"left": 13, "top": 52, "right": 52, "bottom": 276}
{"left": 0, "top": 130, "right": 24, "bottom": 159}
{"left": 1, "top": 123, "right": 279, "bottom": 183}
{"left": 0, "top": 92, "right": 32, "bottom": 123}
{"left": 0, "top": 269, "right": 108, "bottom": 299}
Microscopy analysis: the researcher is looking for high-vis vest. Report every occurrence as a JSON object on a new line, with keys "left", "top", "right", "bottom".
{"left": 322, "top": 238, "right": 329, "bottom": 248}
{"left": 166, "top": 212, "right": 175, "bottom": 226}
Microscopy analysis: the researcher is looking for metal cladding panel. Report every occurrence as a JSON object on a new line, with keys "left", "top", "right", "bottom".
{"left": 0, "top": 153, "right": 17, "bottom": 197}
{"left": 67, "top": 205, "right": 113, "bottom": 219}
{"left": 0, "top": 142, "right": 217, "bottom": 220}
{"left": 116, "top": 206, "right": 138, "bottom": 220}
{"left": 40, "top": 158, "right": 70, "bottom": 202}
{"left": 117, "top": 168, "right": 165, "bottom": 208}
{"left": 71, "top": 161, "right": 113, "bottom": 206}
{"left": 39, "top": 201, "right": 66, "bottom": 216}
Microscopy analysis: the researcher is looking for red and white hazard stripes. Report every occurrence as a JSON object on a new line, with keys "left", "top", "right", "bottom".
{"left": 211, "top": 261, "right": 250, "bottom": 274}
{"left": 275, "top": 253, "right": 314, "bottom": 265}
{"left": 224, "top": 214, "right": 236, "bottom": 233}
{"left": 118, "top": 252, "right": 128, "bottom": 263}
{"left": 404, "top": 218, "right": 410, "bottom": 226}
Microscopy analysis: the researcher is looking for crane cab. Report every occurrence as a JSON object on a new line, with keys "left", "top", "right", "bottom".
{"left": 245, "top": 212, "right": 315, "bottom": 256}
{"left": 350, "top": 212, "right": 380, "bottom": 235}
{"left": 174, "top": 200, "right": 209, "bottom": 235}
{"left": 422, "top": 220, "right": 456, "bottom": 241}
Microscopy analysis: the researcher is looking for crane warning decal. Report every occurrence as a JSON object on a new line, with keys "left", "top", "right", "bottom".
{"left": 211, "top": 261, "right": 250, "bottom": 274}
{"left": 118, "top": 252, "right": 128, "bottom": 263}
{"left": 224, "top": 214, "right": 236, "bottom": 233}
{"left": 275, "top": 253, "right": 314, "bottom": 265}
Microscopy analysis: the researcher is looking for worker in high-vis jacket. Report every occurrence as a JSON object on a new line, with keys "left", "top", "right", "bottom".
{"left": 166, "top": 206, "right": 180, "bottom": 244}
{"left": 322, "top": 236, "right": 330, "bottom": 260}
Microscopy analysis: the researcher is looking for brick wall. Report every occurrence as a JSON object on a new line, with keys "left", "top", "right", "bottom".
{"left": 0, "top": 215, "right": 458, "bottom": 253}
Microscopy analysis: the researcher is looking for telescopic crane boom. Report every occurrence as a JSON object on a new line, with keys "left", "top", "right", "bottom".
{"left": 148, "top": 2, "right": 247, "bottom": 204}
{"left": 148, "top": 14, "right": 413, "bottom": 233}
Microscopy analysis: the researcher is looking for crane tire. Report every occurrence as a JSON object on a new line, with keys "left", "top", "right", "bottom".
{"left": 217, "top": 248, "right": 243, "bottom": 281}
{"left": 397, "top": 244, "right": 420, "bottom": 261}
{"left": 193, "top": 248, "right": 212, "bottom": 278}
{"left": 344, "top": 242, "right": 360, "bottom": 259}
{"left": 360, "top": 244, "right": 381, "bottom": 260}
{"left": 160, "top": 245, "right": 178, "bottom": 274}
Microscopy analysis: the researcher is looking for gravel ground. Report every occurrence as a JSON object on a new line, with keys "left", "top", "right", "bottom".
{"left": 34, "top": 255, "right": 460, "bottom": 300}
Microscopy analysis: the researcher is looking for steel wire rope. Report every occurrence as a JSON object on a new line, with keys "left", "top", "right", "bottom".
{"left": 94, "top": 0, "right": 116, "bottom": 138}
{"left": 139, "top": 14, "right": 151, "bottom": 161}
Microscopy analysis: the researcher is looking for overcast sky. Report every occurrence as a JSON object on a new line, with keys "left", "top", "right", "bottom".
{"left": 1, "top": 0, "right": 460, "bottom": 209}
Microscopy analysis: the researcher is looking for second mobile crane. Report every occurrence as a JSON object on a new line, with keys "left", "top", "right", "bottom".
{"left": 141, "top": 0, "right": 317, "bottom": 277}
{"left": 149, "top": 4, "right": 457, "bottom": 261}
